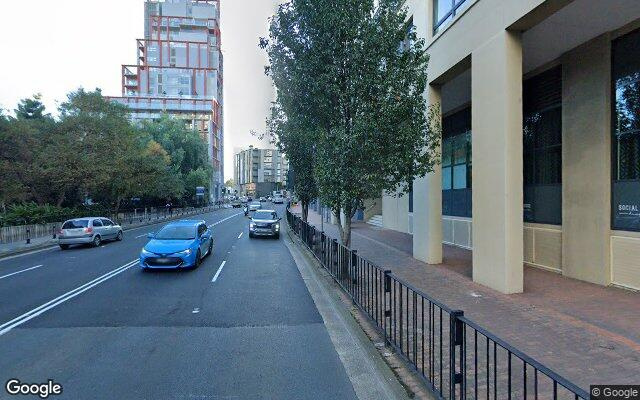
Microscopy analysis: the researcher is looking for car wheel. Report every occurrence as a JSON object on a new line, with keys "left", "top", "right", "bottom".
{"left": 116, "top": 231, "right": 123, "bottom": 241}
{"left": 207, "top": 240, "right": 213, "bottom": 257}
{"left": 249, "top": 232, "right": 254, "bottom": 238}
{"left": 194, "top": 250, "right": 201, "bottom": 268}
{"left": 92, "top": 235, "right": 102, "bottom": 247}
{"left": 59, "top": 244, "right": 70, "bottom": 250}
{"left": 274, "top": 233, "right": 280, "bottom": 239}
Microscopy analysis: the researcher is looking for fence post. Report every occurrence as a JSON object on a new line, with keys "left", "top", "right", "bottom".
{"left": 383, "top": 270, "right": 392, "bottom": 344}
{"left": 52, "top": 225, "right": 57, "bottom": 239}
{"left": 332, "top": 239, "right": 338, "bottom": 277}
{"left": 321, "top": 232, "right": 326, "bottom": 265}
{"left": 26, "top": 228, "right": 31, "bottom": 244}
{"left": 449, "top": 310, "right": 465, "bottom": 400}
{"left": 351, "top": 250, "right": 358, "bottom": 285}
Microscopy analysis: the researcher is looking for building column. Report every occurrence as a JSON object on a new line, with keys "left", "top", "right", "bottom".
{"left": 413, "top": 85, "right": 443, "bottom": 264}
{"left": 471, "top": 30, "right": 524, "bottom": 294}
{"left": 561, "top": 35, "right": 611, "bottom": 285}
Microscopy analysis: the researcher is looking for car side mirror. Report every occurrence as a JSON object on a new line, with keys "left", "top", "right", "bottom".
{"left": 147, "top": 232, "right": 155, "bottom": 239}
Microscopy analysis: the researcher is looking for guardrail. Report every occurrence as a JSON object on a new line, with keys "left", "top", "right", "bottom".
{"left": 286, "top": 207, "right": 589, "bottom": 400}
{"left": 0, "top": 205, "right": 221, "bottom": 244}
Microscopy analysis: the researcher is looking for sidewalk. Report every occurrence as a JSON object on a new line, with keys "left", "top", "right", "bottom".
{"left": 291, "top": 204, "right": 640, "bottom": 390}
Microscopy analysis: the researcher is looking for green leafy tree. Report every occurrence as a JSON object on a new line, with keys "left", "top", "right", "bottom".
{"left": 262, "top": 0, "right": 438, "bottom": 246}
{"left": 15, "top": 94, "right": 50, "bottom": 120}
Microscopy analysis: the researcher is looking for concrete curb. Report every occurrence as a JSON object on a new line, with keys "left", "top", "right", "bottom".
{"left": 284, "top": 227, "right": 411, "bottom": 400}
{"left": 0, "top": 207, "right": 224, "bottom": 260}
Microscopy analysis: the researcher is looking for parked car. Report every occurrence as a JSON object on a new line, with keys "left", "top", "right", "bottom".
{"left": 249, "top": 210, "right": 281, "bottom": 239}
{"left": 140, "top": 220, "right": 212, "bottom": 270}
{"left": 248, "top": 202, "right": 262, "bottom": 212}
{"left": 272, "top": 195, "right": 284, "bottom": 204}
{"left": 58, "top": 217, "right": 123, "bottom": 249}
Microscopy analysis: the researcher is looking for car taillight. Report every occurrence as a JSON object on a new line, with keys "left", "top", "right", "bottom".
{"left": 84, "top": 227, "right": 93, "bottom": 233}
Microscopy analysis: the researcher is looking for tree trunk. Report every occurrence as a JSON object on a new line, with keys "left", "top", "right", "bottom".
{"left": 341, "top": 215, "right": 352, "bottom": 248}
{"left": 301, "top": 200, "right": 309, "bottom": 223}
{"left": 55, "top": 189, "right": 66, "bottom": 207}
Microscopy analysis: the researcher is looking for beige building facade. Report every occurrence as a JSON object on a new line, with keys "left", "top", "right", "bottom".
{"left": 381, "top": 0, "right": 640, "bottom": 293}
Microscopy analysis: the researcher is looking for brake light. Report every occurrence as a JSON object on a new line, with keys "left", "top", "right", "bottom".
{"left": 84, "top": 227, "right": 93, "bottom": 234}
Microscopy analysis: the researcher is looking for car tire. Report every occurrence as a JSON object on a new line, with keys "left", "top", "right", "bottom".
{"left": 92, "top": 235, "right": 102, "bottom": 247}
{"left": 59, "top": 244, "right": 70, "bottom": 250}
{"left": 274, "top": 233, "right": 280, "bottom": 239}
{"left": 207, "top": 240, "right": 213, "bottom": 257}
{"left": 249, "top": 232, "right": 254, "bottom": 238}
{"left": 194, "top": 250, "right": 201, "bottom": 268}
{"left": 116, "top": 231, "right": 123, "bottom": 241}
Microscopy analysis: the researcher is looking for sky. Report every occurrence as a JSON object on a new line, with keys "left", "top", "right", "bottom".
{"left": 0, "top": 0, "right": 277, "bottom": 180}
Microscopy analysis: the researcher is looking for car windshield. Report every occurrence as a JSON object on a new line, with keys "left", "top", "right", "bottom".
{"left": 154, "top": 225, "right": 195, "bottom": 240}
{"left": 62, "top": 220, "right": 89, "bottom": 229}
{"left": 253, "top": 211, "right": 277, "bottom": 220}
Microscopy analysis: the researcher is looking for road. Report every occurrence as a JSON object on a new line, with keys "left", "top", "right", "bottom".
{"left": 0, "top": 205, "right": 358, "bottom": 399}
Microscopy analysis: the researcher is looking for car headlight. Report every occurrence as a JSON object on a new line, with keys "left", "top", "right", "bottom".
{"left": 141, "top": 248, "right": 154, "bottom": 256}
{"left": 275, "top": 223, "right": 280, "bottom": 230}
{"left": 175, "top": 249, "right": 192, "bottom": 256}
{"left": 250, "top": 222, "right": 255, "bottom": 229}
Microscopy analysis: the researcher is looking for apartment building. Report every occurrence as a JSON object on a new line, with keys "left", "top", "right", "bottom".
{"left": 234, "top": 146, "right": 289, "bottom": 197}
{"left": 109, "top": 0, "right": 224, "bottom": 200}
{"left": 380, "top": 0, "right": 640, "bottom": 293}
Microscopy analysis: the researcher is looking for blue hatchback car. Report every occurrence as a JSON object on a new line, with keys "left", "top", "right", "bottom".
{"left": 140, "top": 220, "right": 213, "bottom": 270}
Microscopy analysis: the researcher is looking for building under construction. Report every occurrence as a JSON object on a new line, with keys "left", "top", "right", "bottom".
{"left": 109, "top": 0, "right": 224, "bottom": 201}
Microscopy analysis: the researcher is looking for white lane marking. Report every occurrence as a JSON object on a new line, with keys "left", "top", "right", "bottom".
{"left": 238, "top": 232, "right": 243, "bottom": 239}
{"left": 135, "top": 233, "right": 148, "bottom": 238}
{"left": 211, "top": 261, "right": 226, "bottom": 283}
{"left": 0, "top": 259, "right": 138, "bottom": 336}
{"left": 192, "top": 308, "right": 200, "bottom": 314}
{"left": 0, "top": 247, "right": 57, "bottom": 261}
{"left": 0, "top": 265, "right": 44, "bottom": 280}
{"left": 208, "top": 213, "right": 242, "bottom": 228}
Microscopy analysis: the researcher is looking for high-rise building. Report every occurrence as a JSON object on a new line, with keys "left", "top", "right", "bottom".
{"left": 234, "top": 146, "right": 289, "bottom": 197}
{"left": 109, "top": 0, "right": 223, "bottom": 201}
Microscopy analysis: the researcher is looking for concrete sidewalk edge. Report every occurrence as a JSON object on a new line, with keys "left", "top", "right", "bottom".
{"left": 0, "top": 207, "right": 225, "bottom": 260}
{"left": 285, "top": 228, "right": 414, "bottom": 400}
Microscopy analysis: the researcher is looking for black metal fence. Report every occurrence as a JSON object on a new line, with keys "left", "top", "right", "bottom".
{"left": 286, "top": 208, "right": 589, "bottom": 400}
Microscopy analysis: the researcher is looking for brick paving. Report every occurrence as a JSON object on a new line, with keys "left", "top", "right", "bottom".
{"left": 291, "top": 204, "right": 640, "bottom": 392}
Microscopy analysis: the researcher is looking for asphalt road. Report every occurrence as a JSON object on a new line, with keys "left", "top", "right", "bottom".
{"left": 0, "top": 205, "right": 358, "bottom": 399}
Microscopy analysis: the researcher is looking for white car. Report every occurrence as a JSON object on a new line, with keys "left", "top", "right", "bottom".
{"left": 248, "top": 202, "right": 262, "bottom": 212}
{"left": 57, "top": 217, "right": 123, "bottom": 249}
{"left": 272, "top": 195, "right": 284, "bottom": 204}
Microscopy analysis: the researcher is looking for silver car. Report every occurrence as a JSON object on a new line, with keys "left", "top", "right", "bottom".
{"left": 57, "top": 217, "right": 123, "bottom": 249}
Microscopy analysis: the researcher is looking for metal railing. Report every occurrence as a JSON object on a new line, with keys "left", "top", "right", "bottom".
{"left": 0, "top": 205, "right": 220, "bottom": 244}
{"left": 286, "top": 208, "right": 590, "bottom": 400}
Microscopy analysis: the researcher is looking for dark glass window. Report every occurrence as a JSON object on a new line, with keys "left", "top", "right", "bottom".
{"left": 409, "top": 182, "right": 414, "bottom": 213}
{"left": 523, "top": 66, "right": 562, "bottom": 225}
{"left": 434, "top": 0, "right": 470, "bottom": 33}
{"left": 612, "top": 29, "right": 640, "bottom": 231}
{"left": 442, "top": 107, "right": 472, "bottom": 217}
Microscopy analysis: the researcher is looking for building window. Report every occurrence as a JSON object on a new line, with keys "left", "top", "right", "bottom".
{"left": 409, "top": 182, "right": 414, "bottom": 213}
{"left": 433, "top": 0, "right": 469, "bottom": 33}
{"left": 523, "top": 66, "right": 562, "bottom": 225}
{"left": 612, "top": 29, "right": 640, "bottom": 231}
{"left": 442, "top": 107, "right": 472, "bottom": 217}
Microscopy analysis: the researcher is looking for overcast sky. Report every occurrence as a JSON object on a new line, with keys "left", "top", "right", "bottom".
{"left": 0, "top": 0, "right": 277, "bottom": 180}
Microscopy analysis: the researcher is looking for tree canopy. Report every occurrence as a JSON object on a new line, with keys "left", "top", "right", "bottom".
{"left": 262, "top": 0, "right": 439, "bottom": 246}
{"left": 0, "top": 89, "right": 213, "bottom": 213}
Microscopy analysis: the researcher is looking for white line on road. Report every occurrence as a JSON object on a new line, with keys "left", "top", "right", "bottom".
{"left": 135, "top": 233, "right": 148, "bottom": 238}
{"left": 208, "top": 213, "right": 242, "bottom": 228}
{"left": 0, "top": 265, "right": 44, "bottom": 280}
{"left": 238, "top": 232, "right": 243, "bottom": 239}
{"left": 0, "top": 259, "right": 138, "bottom": 336}
{"left": 211, "top": 260, "right": 226, "bottom": 283}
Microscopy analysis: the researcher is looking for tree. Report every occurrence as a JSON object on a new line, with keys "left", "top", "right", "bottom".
{"left": 15, "top": 94, "right": 50, "bottom": 120}
{"left": 225, "top": 178, "right": 235, "bottom": 188}
{"left": 262, "top": 0, "right": 439, "bottom": 246}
